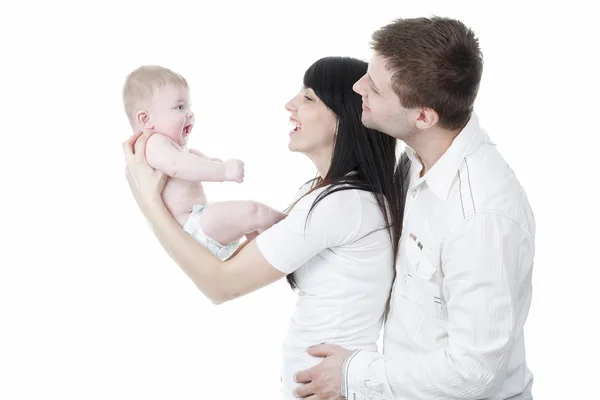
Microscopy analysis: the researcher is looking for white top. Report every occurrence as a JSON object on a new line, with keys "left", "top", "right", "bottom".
{"left": 256, "top": 184, "right": 394, "bottom": 399}
{"left": 344, "top": 113, "right": 536, "bottom": 399}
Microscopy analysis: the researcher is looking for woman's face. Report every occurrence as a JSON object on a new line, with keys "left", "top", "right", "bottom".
{"left": 285, "top": 87, "right": 337, "bottom": 157}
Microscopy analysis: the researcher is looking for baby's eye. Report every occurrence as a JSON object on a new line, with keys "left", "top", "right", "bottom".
{"left": 175, "top": 105, "right": 184, "bottom": 110}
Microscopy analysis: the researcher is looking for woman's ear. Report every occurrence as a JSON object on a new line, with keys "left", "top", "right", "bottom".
{"left": 136, "top": 110, "right": 154, "bottom": 130}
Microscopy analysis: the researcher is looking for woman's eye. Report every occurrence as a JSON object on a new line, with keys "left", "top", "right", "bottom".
{"left": 304, "top": 96, "right": 312, "bottom": 101}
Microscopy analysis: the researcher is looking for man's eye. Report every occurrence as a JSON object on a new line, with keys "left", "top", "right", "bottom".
{"left": 304, "top": 96, "right": 312, "bottom": 101}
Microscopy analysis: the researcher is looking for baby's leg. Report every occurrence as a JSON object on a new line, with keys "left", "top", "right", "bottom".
{"left": 199, "top": 201, "right": 286, "bottom": 245}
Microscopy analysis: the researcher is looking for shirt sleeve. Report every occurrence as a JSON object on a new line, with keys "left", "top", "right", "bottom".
{"left": 255, "top": 188, "right": 362, "bottom": 274}
{"left": 343, "top": 212, "right": 531, "bottom": 399}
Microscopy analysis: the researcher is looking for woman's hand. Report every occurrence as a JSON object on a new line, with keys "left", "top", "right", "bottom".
{"left": 123, "top": 131, "right": 167, "bottom": 218}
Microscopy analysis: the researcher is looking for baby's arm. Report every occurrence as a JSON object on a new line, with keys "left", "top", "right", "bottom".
{"left": 189, "top": 148, "right": 222, "bottom": 162}
{"left": 145, "top": 134, "right": 234, "bottom": 182}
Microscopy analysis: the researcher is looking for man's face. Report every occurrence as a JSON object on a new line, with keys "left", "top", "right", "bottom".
{"left": 353, "top": 52, "right": 418, "bottom": 140}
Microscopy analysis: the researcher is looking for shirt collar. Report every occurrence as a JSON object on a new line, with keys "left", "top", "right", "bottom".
{"left": 406, "top": 113, "right": 495, "bottom": 200}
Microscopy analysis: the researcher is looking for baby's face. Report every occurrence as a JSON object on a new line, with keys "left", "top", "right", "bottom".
{"left": 148, "top": 84, "right": 194, "bottom": 146}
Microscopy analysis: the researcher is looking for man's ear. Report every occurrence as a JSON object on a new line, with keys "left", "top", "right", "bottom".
{"left": 136, "top": 110, "right": 154, "bottom": 130}
{"left": 415, "top": 107, "right": 439, "bottom": 130}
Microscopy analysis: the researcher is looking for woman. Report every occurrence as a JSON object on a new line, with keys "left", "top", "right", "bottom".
{"left": 123, "top": 56, "right": 404, "bottom": 398}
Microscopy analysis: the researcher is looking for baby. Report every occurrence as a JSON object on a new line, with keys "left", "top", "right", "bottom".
{"left": 123, "top": 65, "right": 286, "bottom": 260}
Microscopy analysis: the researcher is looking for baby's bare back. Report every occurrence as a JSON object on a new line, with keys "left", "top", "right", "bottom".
{"left": 162, "top": 177, "right": 207, "bottom": 227}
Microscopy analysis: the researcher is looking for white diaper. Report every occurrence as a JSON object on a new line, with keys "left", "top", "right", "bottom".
{"left": 183, "top": 204, "right": 240, "bottom": 261}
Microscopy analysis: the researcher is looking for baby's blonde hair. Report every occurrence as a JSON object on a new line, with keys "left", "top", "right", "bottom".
{"left": 122, "top": 65, "right": 188, "bottom": 127}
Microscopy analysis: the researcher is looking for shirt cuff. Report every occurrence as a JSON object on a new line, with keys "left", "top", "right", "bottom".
{"left": 341, "top": 349, "right": 381, "bottom": 400}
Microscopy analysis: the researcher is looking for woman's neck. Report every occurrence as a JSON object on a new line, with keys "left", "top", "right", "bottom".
{"left": 309, "top": 150, "right": 332, "bottom": 179}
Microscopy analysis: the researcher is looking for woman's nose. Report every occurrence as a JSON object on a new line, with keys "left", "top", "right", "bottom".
{"left": 285, "top": 98, "right": 297, "bottom": 112}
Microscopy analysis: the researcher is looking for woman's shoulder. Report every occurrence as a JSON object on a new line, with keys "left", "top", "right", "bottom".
{"left": 293, "top": 180, "right": 317, "bottom": 200}
{"left": 317, "top": 187, "right": 387, "bottom": 226}
{"left": 298, "top": 185, "right": 378, "bottom": 213}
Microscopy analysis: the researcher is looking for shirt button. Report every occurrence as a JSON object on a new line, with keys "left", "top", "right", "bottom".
{"left": 411, "top": 189, "right": 417, "bottom": 198}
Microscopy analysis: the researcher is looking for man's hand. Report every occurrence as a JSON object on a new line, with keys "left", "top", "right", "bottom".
{"left": 293, "top": 345, "right": 352, "bottom": 399}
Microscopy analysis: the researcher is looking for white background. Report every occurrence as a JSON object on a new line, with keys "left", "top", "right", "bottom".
{"left": 1, "top": 0, "right": 598, "bottom": 398}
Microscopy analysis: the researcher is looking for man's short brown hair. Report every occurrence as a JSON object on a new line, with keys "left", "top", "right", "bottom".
{"left": 371, "top": 16, "right": 483, "bottom": 130}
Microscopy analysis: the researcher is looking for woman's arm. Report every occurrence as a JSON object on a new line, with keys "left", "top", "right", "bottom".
{"left": 145, "top": 200, "right": 285, "bottom": 304}
{"left": 124, "top": 131, "right": 360, "bottom": 305}
{"left": 227, "top": 231, "right": 260, "bottom": 258}
{"left": 124, "top": 131, "right": 285, "bottom": 304}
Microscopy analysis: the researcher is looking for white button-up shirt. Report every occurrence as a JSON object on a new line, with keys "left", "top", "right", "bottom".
{"left": 343, "top": 114, "right": 535, "bottom": 399}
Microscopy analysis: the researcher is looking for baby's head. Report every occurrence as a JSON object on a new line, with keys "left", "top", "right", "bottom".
{"left": 123, "top": 65, "right": 195, "bottom": 146}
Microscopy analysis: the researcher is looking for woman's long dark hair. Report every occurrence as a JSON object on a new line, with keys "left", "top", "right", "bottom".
{"left": 285, "top": 56, "right": 405, "bottom": 290}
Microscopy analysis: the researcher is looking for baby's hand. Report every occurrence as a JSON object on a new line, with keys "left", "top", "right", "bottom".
{"left": 224, "top": 159, "right": 245, "bottom": 183}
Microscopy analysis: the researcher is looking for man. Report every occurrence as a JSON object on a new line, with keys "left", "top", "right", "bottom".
{"left": 293, "top": 16, "right": 535, "bottom": 400}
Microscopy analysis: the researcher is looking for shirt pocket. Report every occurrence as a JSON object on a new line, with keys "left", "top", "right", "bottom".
{"left": 400, "top": 237, "right": 447, "bottom": 321}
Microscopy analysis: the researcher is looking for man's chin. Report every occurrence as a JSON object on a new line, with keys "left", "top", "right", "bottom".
{"left": 361, "top": 115, "right": 376, "bottom": 129}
